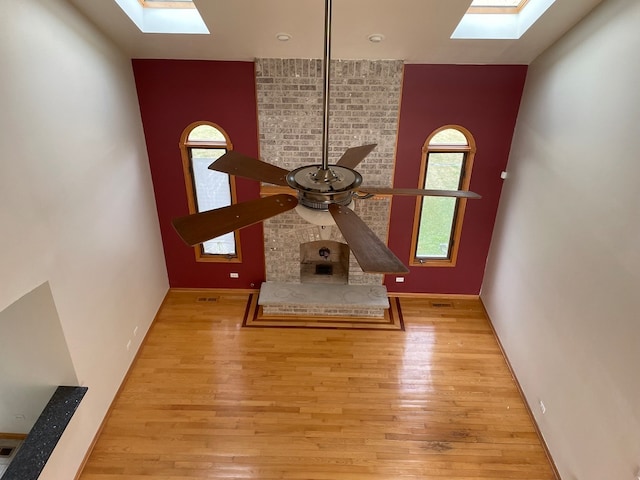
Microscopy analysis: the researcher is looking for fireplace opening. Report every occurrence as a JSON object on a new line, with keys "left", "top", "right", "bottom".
{"left": 315, "top": 264, "right": 333, "bottom": 275}
{"left": 300, "top": 240, "right": 349, "bottom": 284}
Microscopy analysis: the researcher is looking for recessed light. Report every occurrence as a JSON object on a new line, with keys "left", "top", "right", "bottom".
{"left": 367, "top": 33, "right": 385, "bottom": 43}
{"left": 276, "top": 32, "right": 292, "bottom": 41}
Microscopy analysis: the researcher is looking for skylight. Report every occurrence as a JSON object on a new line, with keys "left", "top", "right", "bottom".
{"left": 452, "top": 0, "right": 554, "bottom": 40}
{"left": 115, "top": 0, "right": 209, "bottom": 34}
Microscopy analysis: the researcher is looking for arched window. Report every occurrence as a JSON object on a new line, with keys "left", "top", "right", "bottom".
{"left": 410, "top": 126, "right": 476, "bottom": 267}
{"left": 179, "top": 121, "right": 241, "bottom": 262}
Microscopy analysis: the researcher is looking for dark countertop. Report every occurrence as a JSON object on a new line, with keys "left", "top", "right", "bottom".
{"left": 3, "top": 386, "right": 87, "bottom": 480}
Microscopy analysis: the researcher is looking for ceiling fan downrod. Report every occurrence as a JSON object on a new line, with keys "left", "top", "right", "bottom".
{"left": 320, "top": 0, "right": 333, "bottom": 174}
{"left": 288, "top": 0, "right": 365, "bottom": 209}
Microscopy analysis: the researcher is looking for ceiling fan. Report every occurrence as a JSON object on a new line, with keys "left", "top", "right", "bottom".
{"left": 172, "top": 0, "right": 481, "bottom": 275}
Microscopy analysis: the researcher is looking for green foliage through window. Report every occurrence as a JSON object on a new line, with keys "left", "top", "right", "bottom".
{"left": 416, "top": 152, "right": 464, "bottom": 258}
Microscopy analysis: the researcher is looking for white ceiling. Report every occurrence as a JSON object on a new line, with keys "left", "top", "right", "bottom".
{"left": 69, "top": 0, "right": 602, "bottom": 64}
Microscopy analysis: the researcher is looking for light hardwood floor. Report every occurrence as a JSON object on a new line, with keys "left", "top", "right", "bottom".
{"left": 79, "top": 290, "right": 557, "bottom": 479}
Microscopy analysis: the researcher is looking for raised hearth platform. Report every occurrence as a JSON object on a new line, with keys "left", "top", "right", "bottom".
{"left": 258, "top": 282, "right": 389, "bottom": 318}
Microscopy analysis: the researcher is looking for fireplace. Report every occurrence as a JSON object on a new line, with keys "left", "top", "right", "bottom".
{"left": 257, "top": 58, "right": 403, "bottom": 287}
{"left": 300, "top": 240, "right": 349, "bottom": 284}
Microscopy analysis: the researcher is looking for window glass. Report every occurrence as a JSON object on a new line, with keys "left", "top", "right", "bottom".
{"left": 416, "top": 152, "right": 464, "bottom": 258}
{"left": 430, "top": 128, "right": 467, "bottom": 145}
{"left": 188, "top": 125, "right": 226, "bottom": 142}
{"left": 190, "top": 149, "right": 235, "bottom": 255}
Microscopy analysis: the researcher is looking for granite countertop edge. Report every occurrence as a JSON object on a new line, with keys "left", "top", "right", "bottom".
{"left": 4, "top": 385, "right": 87, "bottom": 480}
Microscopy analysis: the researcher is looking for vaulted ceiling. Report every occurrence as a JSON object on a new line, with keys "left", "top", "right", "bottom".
{"left": 70, "top": 0, "right": 602, "bottom": 64}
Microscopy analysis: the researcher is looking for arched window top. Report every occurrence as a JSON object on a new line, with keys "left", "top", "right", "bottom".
{"left": 430, "top": 128, "right": 468, "bottom": 146}
{"left": 423, "top": 125, "right": 475, "bottom": 152}
{"left": 181, "top": 121, "right": 232, "bottom": 149}
{"left": 188, "top": 124, "right": 226, "bottom": 142}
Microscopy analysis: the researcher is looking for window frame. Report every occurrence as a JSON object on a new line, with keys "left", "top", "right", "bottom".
{"left": 138, "top": 0, "right": 195, "bottom": 9}
{"left": 179, "top": 121, "right": 242, "bottom": 263}
{"left": 467, "top": 0, "right": 529, "bottom": 14}
{"left": 409, "top": 125, "right": 476, "bottom": 268}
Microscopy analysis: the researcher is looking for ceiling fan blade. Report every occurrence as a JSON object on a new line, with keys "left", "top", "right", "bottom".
{"left": 335, "top": 144, "right": 377, "bottom": 169}
{"left": 172, "top": 194, "right": 298, "bottom": 246}
{"left": 358, "top": 186, "right": 482, "bottom": 199}
{"left": 209, "top": 151, "right": 291, "bottom": 187}
{"left": 328, "top": 203, "right": 409, "bottom": 274}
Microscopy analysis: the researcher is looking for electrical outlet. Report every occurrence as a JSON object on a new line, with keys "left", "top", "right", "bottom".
{"left": 126, "top": 339, "right": 132, "bottom": 351}
{"left": 230, "top": 272, "right": 239, "bottom": 278}
{"left": 133, "top": 326, "right": 138, "bottom": 337}
{"left": 539, "top": 400, "right": 546, "bottom": 414}
{"left": 395, "top": 277, "right": 405, "bottom": 283}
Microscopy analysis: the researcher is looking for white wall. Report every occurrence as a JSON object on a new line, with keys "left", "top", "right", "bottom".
{"left": 482, "top": 0, "right": 640, "bottom": 478}
{"left": 0, "top": 0, "right": 169, "bottom": 477}
{"left": 0, "top": 283, "right": 78, "bottom": 433}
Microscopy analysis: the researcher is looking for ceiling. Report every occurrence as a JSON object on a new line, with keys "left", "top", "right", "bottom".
{"left": 70, "top": 0, "right": 602, "bottom": 64}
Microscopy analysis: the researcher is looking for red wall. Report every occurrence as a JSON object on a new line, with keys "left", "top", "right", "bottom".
{"left": 134, "top": 60, "right": 526, "bottom": 294}
{"left": 385, "top": 64, "right": 527, "bottom": 294}
{"left": 132, "top": 59, "right": 265, "bottom": 289}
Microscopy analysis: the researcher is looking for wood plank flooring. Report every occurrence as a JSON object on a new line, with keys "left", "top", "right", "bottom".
{"left": 79, "top": 290, "right": 556, "bottom": 480}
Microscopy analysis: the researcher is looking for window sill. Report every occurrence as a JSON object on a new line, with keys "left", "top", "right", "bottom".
{"left": 410, "top": 259, "right": 457, "bottom": 268}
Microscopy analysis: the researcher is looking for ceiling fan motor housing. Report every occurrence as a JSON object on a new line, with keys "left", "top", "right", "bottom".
{"left": 286, "top": 164, "right": 363, "bottom": 210}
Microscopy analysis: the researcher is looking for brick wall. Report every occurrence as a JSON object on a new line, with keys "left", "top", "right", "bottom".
{"left": 256, "top": 58, "right": 403, "bottom": 285}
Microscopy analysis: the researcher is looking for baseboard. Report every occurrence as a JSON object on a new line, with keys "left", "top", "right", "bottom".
{"left": 0, "top": 433, "right": 27, "bottom": 440}
{"left": 389, "top": 291, "right": 479, "bottom": 299}
{"left": 170, "top": 287, "right": 479, "bottom": 299}
{"left": 478, "top": 297, "right": 562, "bottom": 480}
{"left": 169, "top": 287, "right": 259, "bottom": 294}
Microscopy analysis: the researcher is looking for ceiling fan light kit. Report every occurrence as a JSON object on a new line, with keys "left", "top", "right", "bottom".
{"left": 294, "top": 204, "right": 339, "bottom": 227}
{"left": 171, "top": 0, "right": 481, "bottom": 275}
